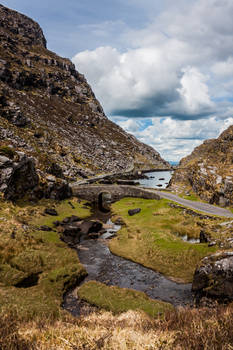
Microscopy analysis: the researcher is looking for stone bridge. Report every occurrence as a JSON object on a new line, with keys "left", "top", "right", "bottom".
{"left": 71, "top": 184, "right": 161, "bottom": 204}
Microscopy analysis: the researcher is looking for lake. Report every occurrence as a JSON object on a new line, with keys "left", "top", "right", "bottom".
{"left": 138, "top": 170, "right": 173, "bottom": 189}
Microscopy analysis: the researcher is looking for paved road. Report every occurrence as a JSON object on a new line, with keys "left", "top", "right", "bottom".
{"left": 152, "top": 190, "right": 233, "bottom": 218}
{"left": 75, "top": 163, "right": 136, "bottom": 186}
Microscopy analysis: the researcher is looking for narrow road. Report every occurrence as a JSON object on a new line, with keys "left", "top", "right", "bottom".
{"left": 152, "top": 190, "right": 233, "bottom": 218}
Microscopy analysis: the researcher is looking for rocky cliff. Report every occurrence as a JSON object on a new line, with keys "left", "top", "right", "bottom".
{"left": 0, "top": 4, "right": 170, "bottom": 199}
{"left": 170, "top": 125, "right": 233, "bottom": 206}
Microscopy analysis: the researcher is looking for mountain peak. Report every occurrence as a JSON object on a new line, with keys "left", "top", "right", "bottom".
{"left": 0, "top": 4, "right": 47, "bottom": 48}
{"left": 0, "top": 4, "right": 169, "bottom": 199}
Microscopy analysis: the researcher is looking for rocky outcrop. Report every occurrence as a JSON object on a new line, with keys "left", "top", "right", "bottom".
{"left": 0, "top": 4, "right": 169, "bottom": 200}
{"left": 170, "top": 126, "right": 233, "bottom": 206}
{"left": 0, "top": 152, "right": 39, "bottom": 200}
{"left": 192, "top": 252, "right": 233, "bottom": 302}
{"left": 0, "top": 4, "right": 47, "bottom": 48}
{"left": 0, "top": 150, "right": 72, "bottom": 201}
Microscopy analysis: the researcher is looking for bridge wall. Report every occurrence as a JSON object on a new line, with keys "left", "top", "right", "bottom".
{"left": 71, "top": 185, "right": 160, "bottom": 203}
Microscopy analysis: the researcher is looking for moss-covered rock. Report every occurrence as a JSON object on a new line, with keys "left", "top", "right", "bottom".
{"left": 192, "top": 251, "right": 233, "bottom": 301}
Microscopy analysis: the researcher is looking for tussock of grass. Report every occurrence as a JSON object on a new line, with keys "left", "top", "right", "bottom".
{"left": 0, "top": 197, "right": 90, "bottom": 319}
{"left": 77, "top": 281, "right": 173, "bottom": 318}
{"left": 110, "top": 198, "right": 218, "bottom": 282}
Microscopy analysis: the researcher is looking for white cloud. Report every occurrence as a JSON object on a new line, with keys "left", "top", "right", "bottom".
{"left": 72, "top": 0, "right": 233, "bottom": 160}
{"left": 211, "top": 58, "right": 233, "bottom": 79}
{"left": 177, "top": 67, "right": 214, "bottom": 114}
{"left": 117, "top": 119, "right": 141, "bottom": 132}
{"left": 73, "top": 46, "right": 213, "bottom": 118}
{"left": 113, "top": 116, "right": 233, "bottom": 162}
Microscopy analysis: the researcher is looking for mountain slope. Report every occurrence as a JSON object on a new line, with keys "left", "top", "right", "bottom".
{"left": 170, "top": 125, "right": 233, "bottom": 206}
{"left": 0, "top": 4, "right": 169, "bottom": 191}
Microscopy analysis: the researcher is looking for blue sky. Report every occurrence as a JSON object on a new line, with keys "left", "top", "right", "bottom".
{"left": 1, "top": 0, "right": 233, "bottom": 161}
{"left": 1, "top": 0, "right": 153, "bottom": 56}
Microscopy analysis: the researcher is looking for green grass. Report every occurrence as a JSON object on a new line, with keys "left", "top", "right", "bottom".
{"left": 179, "top": 193, "right": 201, "bottom": 201}
{"left": 110, "top": 198, "right": 218, "bottom": 283}
{"left": 31, "top": 198, "right": 90, "bottom": 243}
{"left": 166, "top": 188, "right": 203, "bottom": 202}
{"left": 77, "top": 281, "right": 173, "bottom": 318}
{"left": 0, "top": 198, "right": 90, "bottom": 320}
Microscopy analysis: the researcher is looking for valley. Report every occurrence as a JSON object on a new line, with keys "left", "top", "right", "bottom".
{"left": 0, "top": 4, "right": 232, "bottom": 350}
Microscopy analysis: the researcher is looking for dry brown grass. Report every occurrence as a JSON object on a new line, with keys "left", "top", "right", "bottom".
{"left": 1, "top": 303, "right": 230, "bottom": 350}
{"left": 0, "top": 311, "right": 35, "bottom": 350}
{"left": 161, "top": 305, "right": 233, "bottom": 350}
{"left": 20, "top": 310, "right": 176, "bottom": 350}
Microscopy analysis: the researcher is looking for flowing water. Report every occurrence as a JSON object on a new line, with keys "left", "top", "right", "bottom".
{"left": 63, "top": 218, "right": 193, "bottom": 317}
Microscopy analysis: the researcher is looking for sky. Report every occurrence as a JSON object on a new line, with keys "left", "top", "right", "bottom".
{"left": 1, "top": 0, "right": 233, "bottom": 162}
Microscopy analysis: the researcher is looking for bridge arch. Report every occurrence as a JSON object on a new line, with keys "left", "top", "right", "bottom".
{"left": 98, "top": 191, "right": 112, "bottom": 212}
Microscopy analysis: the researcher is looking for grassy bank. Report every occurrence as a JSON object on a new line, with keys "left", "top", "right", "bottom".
{"left": 0, "top": 197, "right": 90, "bottom": 319}
{"left": 110, "top": 198, "right": 219, "bottom": 283}
{"left": 77, "top": 281, "right": 173, "bottom": 318}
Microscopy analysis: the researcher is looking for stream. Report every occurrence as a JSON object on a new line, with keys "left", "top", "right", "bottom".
{"left": 63, "top": 212, "right": 193, "bottom": 317}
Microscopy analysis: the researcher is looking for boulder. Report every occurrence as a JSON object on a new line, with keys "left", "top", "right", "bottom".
{"left": 11, "top": 111, "right": 28, "bottom": 127}
{"left": 45, "top": 181, "right": 72, "bottom": 200}
{"left": 114, "top": 217, "right": 125, "bottom": 226}
{"left": 60, "top": 220, "right": 103, "bottom": 245}
{"left": 1, "top": 103, "right": 28, "bottom": 127}
{"left": 192, "top": 251, "right": 233, "bottom": 301}
{"left": 79, "top": 220, "right": 103, "bottom": 235}
{"left": 62, "top": 224, "right": 81, "bottom": 237}
{"left": 52, "top": 216, "right": 81, "bottom": 227}
{"left": 128, "top": 208, "right": 141, "bottom": 216}
{"left": 48, "top": 162, "right": 64, "bottom": 179}
{"left": 199, "top": 230, "right": 210, "bottom": 243}
{"left": 53, "top": 220, "right": 61, "bottom": 227}
{"left": 0, "top": 155, "right": 12, "bottom": 168}
{"left": 4, "top": 155, "right": 39, "bottom": 200}
{"left": 61, "top": 223, "right": 82, "bottom": 246}
{"left": 61, "top": 215, "right": 81, "bottom": 225}
{"left": 44, "top": 208, "right": 58, "bottom": 216}
{"left": 39, "top": 225, "right": 52, "bottom": 231}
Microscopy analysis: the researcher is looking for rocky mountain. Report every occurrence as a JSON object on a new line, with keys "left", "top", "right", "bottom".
{"left": 0, "top": 4, "right": 170, "bottom": 199}
{"left": 170, "top": 125, "right": 233, "bottom": 206}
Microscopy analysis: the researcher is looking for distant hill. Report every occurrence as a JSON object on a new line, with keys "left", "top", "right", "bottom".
{"left": 168, "top": 161, "right": 179, "bottom": 166}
